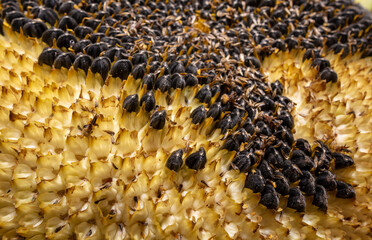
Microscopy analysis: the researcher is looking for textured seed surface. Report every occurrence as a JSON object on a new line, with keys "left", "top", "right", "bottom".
{"left": 0, "top": 0, "right": 370, "bottom": 239}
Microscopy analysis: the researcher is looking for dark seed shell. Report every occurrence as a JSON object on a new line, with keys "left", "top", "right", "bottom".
{"left": 190, "top": 105, "right": 206, "bottom": 125}
{"left": 73, "top": 54, "right": 92, "bottom": 74}
{"left": 313, "top": 185, "right": 328, "bottom": 211}
{"left": 185, "top": 147, "right": 207, "bottom": 170}
{"left": 287, "top": 187, "right": 306, "bottom": 212}
{"left": 260, "top": 183, "right": 279, "bottom": 209}
{"left": 245, "top": 170, "right": 265, "bottom": 193}
{"left": 122, "top": 94, "right": 139, "bottom": 113}
{"left": 166, "top": 149, "right": 184, "bottom": 172}
{"left": 140, "top": 91, "right": 156, "bottom": 112}
{"left": 332, "top": 153, "right": 354, "bottom": 169}
{"left": 90, "top": 57, "right": 111, "bottom": 80}
{"left": 53, "top": 52, "right": 75, "bottom": 69}
{"left": 38, "top": 48, "right": 62, "bottom": 66}
{"left": 110, "top": 59, "right": 132, "bottom": 80}
{"left": 23, "top": 20, "right": 48, "bottom": 38}
{"left": 41, "top": 28, "right": 64, "bottom": 46}
{"left": 336, "top": 181, "right": 356, "bottom": 199}
{"left": 150, "top": 110, "right": 166, "bottom": 129}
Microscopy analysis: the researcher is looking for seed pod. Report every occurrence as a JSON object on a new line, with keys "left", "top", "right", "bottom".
{"left": 235, "top": 128, "right": 249, "bottom": 144}
{"left": 245, "top": 169, "right": 265, "bottom": 193}
{"left": 31, "top": 6, "right": 59, "bottom": 26}
{"left": 185, "top": 74, "right": 198, "bottom": 86}
{"left": 122, "top": 94, "right": 139, "bottom": 113}
{"left": 311, "top": 58, "right": 331, "bottom": 72}
{"left": 218, "top": 115, "right": 233, "bottom": 134}
{"left": 132, "top": 64, "right": 146, "bottom": 79}
{"left": 336, "top": 181, "right": 355, "bottom": 199}
{"left": 271, "top": 80, "right": 283, "bottom": 95}
{"left": 22, "top": 1, "right": 38, "bottom": 10}
{"left": 74, "top": 26, "right": 93, "bottom": 39}
{"left": 58, "top": 16, "right": 77, "bottom": 31}
{"left": 170, "top": 73, "right": 186, "bottom": 89}
{"left": 11, "top": 17, "right": 32, "bottom": 33}
{"left": 244, "top": 56, "right": 261, "bottom": 69}
{"left": 291, "top": 149, "right": 315, "bottom": 171}
{"left": 91, "top": 57, "right": 111, "bottom": 80}
{"left": 285, "top": 36, "right": 298, "bottom": 50}
{"left": 185, "top": 147, "right": 207, "bottom": 170}
{"left": 140, "top": 91, "right": 155, "bottom": 112}
{"left": 277, "top": 110, "right": 294, "bottom": 129}
{"left": 2, "top": 5, "right": 19, "bottom": 16}
{"left": 243, "top": 118, "right": 255, "bottom": 135}
{"left": 290, "top": 27, "right": 306, "bottom": 38}
{"left": 166, "top": 149, "right": 184, "bottom": 172}
{"left": 258, "top": 161, "right": 274, "bottom": 179}
{"left": 72, "top": 40, "right": 92, "bottom": 54}
{"left": 211, "top": 84, "right": 221, "bottom": 98}
{"left": 265, "top": 146, "right": 284, "bottom": 168}
{"left": 313, "top": 143, "right": 332, "bottom": 174}
{"left": 303, "top": 49, "right": 321, "bottom": 61}
{"left": 38, "top": 48, "right": 62, "bottom": 66}
{"left": 231, "top": 151, "right": 254, "bottom": 173}
{"left": 272, "top": 39, "right": 285, "bottom": 51}
{"left": 110, "top": 59, "right": 132, "bottom": 80}
{"left": 279, "top": 141, "right": 291, "bottom": 157}
{"left": 84, "top": 43, "right": 108, "bottom": 58}
{"left": 190, "top": 105, "right": 206, "bottom": 124}
{"left": 260, "top": 183, "right": 279, "bottom": 209}
{"left": 196, "top": 86, "right": 212, "bottom": 105}
{"left": 269, "top": 29, "right": 282, "bottom": 39}
{"left": 57, "top": 33, "right": 77, "bottom": 50}
{"left": 69, "top": 9, "right": 89, "bottom": 24}
{"left": 43, "top": 0, "right": 60, "bottom": 10}
{"left": 282, "top": 160, "right": 301, "bottom": 182}
{"left": 149, "top": 61, "right": 161, "bottom": 73}
{"left": 185, "top": 63, "right": 198, "bottom": 75}
{"left": 155, "top": 75, "right": 171, "bottom": 92}
{"left": 23, "top": 20, "right": 48, "bottom": 38}
{"left": 169, "top": 61, "right": 185, "bottom": 74}
{"left": 150, "top": 110, "right": 166, "bottom": 129}
{"left": 101, "top": 37, "right": 121, "bottom": 47}
{"left": 142, "top": 73, "right": 155, "bottom": 90}
{"left": 319, "top": 67, "right": 338, "bottom": 83}
{"left": 221, "top": 135, "right": 239, "bottom": 152}
{"left": 59, "top": 1, "right": 76, "bottom": 14}
{"left": 207, "top": 102, "right": 222, "bottom": 119}
{"left": 73, "top": 54, "right": 92, "bottom": 74}
{"left": 330, "top": 43, "right": 349, "bottom": 58}
{"left": 41, "top": 28, "right": 64, "bottom": 46}
{"left": 132, "top": 51, "right": 148, "bottom": 65}
{"left": 256, "top": 121, "right": 272, "bottom": 136}
{"left": 53, "top": 52, "right": 75, "bottom": 69}
{"left": 313, "top": 185, "right": 328, "bottom": 211}
{"left": 294, "top": 138, "right": 312, "bottom": 156}
{"left": 332, "top": 152, "right": 354, "bottom": 169}
{"left": 274, "top": 95, "right": 291, "bottom": 109}
{"left": 260, "top": 96, "right": 276, "bottom": 112}
{"left": 316, "top": 170, "right": 337, "bottom": 190}
{"left": 103, "top": 47, "right": 127, "bottom": 62}
{"left": 288, "top": 187, "right": 306, "bottom": 212}
{"left": 6, "top": 11, "right": 24, "bottom": 24}
{"left": 273, "top": 172, "right": 290, "bottom": 195}
{"left": 299, "top": 171, "right": 316, "bottom": 195}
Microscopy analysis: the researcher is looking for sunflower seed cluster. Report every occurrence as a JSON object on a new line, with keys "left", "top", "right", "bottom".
{"left": 1, "top": 0, "right": 368, "bottom": 214}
